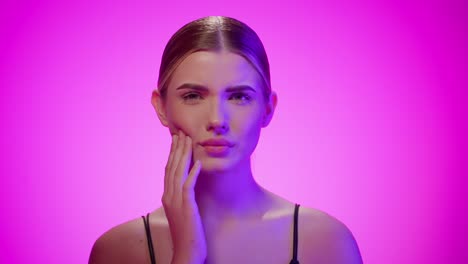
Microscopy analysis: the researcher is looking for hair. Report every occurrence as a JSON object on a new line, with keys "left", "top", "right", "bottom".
{"left": 157, "top": 16, "right": 271, "bottom": 102}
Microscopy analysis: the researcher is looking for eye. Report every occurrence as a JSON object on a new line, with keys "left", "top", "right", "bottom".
{"left": 182, "top": 92, "right": 202, "bottom": 101}
{"left": 230, "top": 93, "right": 252, "bottom": 103}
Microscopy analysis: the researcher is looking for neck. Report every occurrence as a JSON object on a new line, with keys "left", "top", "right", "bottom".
{"left": 194, "top": 159, "right": 269, "bottom": 221}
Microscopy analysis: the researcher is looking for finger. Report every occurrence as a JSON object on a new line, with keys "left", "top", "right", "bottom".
{"left": 164, "top": 134, "right": 178, "bottom": 196}
{"left": 184, "top": 160, "right": 202, "bottom": 192}
{"left": 182, "top": 136, "right": 193, "bottom": 182}
{"left": 167, "top": 134, "right": 178, "bottom": 169}
{"left": 173, "top": 134, "right": 188, "bottom": 193}
{"left": 175, "top": 135, "right": 192, "bottom": 187}
{"left": 170, "top": 130, "right": 185, "bottom": 196}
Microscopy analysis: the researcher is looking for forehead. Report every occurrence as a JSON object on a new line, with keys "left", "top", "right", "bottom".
{"left": 168, "top": 51, "right": 262, "bottom": 91}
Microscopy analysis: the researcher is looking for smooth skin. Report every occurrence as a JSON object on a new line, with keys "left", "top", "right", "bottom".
{"left": 89, "top": 51, "right": 362, "bottom": 264}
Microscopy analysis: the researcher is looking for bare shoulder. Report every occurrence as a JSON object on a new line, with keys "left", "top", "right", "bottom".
{"left": 88, "top": 210, "right": 163, "bottom": 264}
{"left": 298, "top": 206, "right": 363, "bottom": 264}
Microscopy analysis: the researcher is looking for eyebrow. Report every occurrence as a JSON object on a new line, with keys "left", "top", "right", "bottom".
{"left": 175, "top": 83, "right": 257, "bottom": 93}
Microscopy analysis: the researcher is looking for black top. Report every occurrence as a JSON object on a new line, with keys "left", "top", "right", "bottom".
{"left": 141, "top": 203, "right": 301, "bottom": 264}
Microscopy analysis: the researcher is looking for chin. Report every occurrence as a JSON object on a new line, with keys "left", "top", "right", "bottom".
{"left": 198, "top": 157, "right": 236, "bottom": 174}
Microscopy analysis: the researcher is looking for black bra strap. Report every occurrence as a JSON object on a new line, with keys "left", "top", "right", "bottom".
{"left": 142, "top": 213, "right": 156, "bottom": 264}
{"left": 289, "top": 203, "right": 300, "bottom": 264}
{"left": 142, "top": 206, "right": 299, "bottom": 264}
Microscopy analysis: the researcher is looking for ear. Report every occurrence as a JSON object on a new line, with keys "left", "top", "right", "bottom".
{"left": 262, "top": 91, "right": 278, "bottom": 127}
{"left": 151, "top": 89, "right": 169, "bottom": 127}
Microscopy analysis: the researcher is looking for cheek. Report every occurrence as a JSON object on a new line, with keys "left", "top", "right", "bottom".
{"left": 245, "top": 120, "right": 262, "bottom": 147}
{"left": 232, "top": 120, "right": 262, "bottom": 160}
{"left": 166, "top": 105, "right": 201, "bottom": 136}
{"left": 234, "top": 110, "right": 263, "bottom": 144}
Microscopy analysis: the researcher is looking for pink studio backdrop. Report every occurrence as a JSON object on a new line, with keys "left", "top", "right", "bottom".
{"left": 1, "top": 0, "right": 466, "bottom": 263}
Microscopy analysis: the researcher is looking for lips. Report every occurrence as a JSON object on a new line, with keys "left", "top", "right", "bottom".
{"left": 199, "top": 138, "right": 234, "bottom": 157}
{"left": 199, "top": 138, "right": 234, "bottom": 147}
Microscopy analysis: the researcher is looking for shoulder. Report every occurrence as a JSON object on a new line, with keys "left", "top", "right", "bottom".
{"left": 88, "top": 214, "right": 152, "bottom": 264}
{"left": 298, "top": 206, "right": 363, "bottom": 264}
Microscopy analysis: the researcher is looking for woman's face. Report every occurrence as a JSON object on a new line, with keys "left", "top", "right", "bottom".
{"left": 152, "top": 51, "right": 276, "bottom": 173}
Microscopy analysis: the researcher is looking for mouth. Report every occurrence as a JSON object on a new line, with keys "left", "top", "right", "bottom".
{"left": 201, "top": 145, "right": 232, "bottom": 157}
{"left": 199, "top": 138, "right": 235, "bottom": 157}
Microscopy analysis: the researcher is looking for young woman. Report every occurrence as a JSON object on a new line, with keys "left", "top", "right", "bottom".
{"left": 89, "top": 16, "right": 362, "bottom": 264}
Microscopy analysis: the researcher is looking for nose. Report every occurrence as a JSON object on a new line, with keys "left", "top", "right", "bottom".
{"left": 206, "top": 97, "right": 229, "bottom": 134}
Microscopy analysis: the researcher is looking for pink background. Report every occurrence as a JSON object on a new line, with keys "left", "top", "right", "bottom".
{"left": 1, "top": 0, "right": 466, "bottom": 263}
